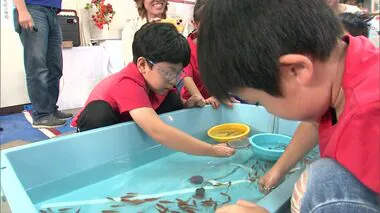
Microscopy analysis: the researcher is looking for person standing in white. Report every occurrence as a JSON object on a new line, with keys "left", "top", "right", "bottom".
{"left": 121, "top": 0, "right": 168, "bottom": 66}
{"left": 326, "top": 0, "right": 361, "bottom": 13}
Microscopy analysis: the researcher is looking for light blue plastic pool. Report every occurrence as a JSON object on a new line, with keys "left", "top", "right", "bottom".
{"left": 1, "top": 104, "right": 316, "bottom": 213}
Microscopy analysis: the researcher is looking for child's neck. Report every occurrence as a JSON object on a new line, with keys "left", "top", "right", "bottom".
{"left": 329, "top": 40, "right": 348, "bottom": 118}
{"left": 146, "top": 13, "right": 162, "bottom": 21}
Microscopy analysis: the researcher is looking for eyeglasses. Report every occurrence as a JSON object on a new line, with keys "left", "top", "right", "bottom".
{"left": 146, "top": 59, "right": 183, "bottom": 82}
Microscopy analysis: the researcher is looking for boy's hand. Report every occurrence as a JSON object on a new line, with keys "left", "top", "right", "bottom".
{"left": 221, "top": 97, "right": 240, "bottom": 108}
{"left": 205, "top": 96, "right": 220, "bottom": 109}
{"left": 216, "top": 200, "right": 269, "bottom": 213}
{"left": 184, "top": 94, "right": 206, "bottom": 108}
{"left": 259, "top": 167, "right": 284, "bottom": 194}
{"left": 18, "top": 10, "right": 34, "bottom": 31}
{"left": 211, "top": 143, "right": 235, "bottom": 157}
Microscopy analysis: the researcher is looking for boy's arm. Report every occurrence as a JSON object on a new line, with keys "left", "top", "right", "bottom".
{"left": 183, "top": 77, "right": 203, "bottom": 98}
{"left": 274, "top": 121, "right": 319, "bottom": 174}
{"left": 259, "top": 121, "right": 319, "bottom": 192}
{"left": 129, "top": 107, "right": 235, "bottom": 157}
{"left": 182, "top": 64, "right": 203, "bottom": 98}
{"left": 182, "top": 76, "right": 207, "bottom": 108}
{"left": 13, "top": 0, "right": 34, "bottom": 30}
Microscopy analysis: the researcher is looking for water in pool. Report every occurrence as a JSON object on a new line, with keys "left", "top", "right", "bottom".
{"left": 35, "top": 139, "right": 318, "bottom": 213}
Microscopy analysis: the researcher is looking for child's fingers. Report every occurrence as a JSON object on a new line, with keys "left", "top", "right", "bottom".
{"left": 205, "top": 97, "right": 220, "bottom": 109}
{"left": 205, "top": 99, "right": 214, "bottom": 107}
{"left": 185, "top": 95, "right": 206, "bottom": 108}
{"left": 221, "top": 98, "right": 234, "bottom": 108}
{"left": 258, "top": 177, "right": 265, "bottom": 193}
{"left": 198, "top": 98, "right": 206, "bottom": 107}
{"left": 215, "top": 205, "right": 250, "bottom": 213}
{"left": 236, "top": 200, "right": 259, "bottom": 207}
{"left": 215, "top": 204, "right": 237, "bottom": 213}
{"left": 211, "top": 100, "right": 217, "bottom": 109}
{"left": 215, "top": 100, "right": 220, "bottom": 109}
{"left": 216, "top": 202, "right": 268, "bottom": 213}
{"left": 213, "top": 144, "right": 236, "bottom": 157}
{"left": 230, "top": 97, "right": 240, "bottom": 103}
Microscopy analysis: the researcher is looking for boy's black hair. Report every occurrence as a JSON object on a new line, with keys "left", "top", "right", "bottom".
{"left": 197, "top": 0, "right": 343, "bottom": 100}
{"left": 193, "top": 0, "right": 208, "bottom": 23}
{"left": 339, "top": 12, "right": 374, "bottom": 37}
{"left": 132, "top": 22, "right": 190, "bottom": 67}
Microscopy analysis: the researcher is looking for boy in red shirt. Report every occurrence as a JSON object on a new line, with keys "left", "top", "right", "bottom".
{"left": 177, "top": 0, "right": 229, "bottom": 109}
{"left": 196, "top": 0, "right": 379, "bottom": 212}
{"left": 72, "top": 23, "right": 235, "bottom": 158}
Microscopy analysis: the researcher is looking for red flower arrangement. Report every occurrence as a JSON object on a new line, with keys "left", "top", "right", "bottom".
{"left": 85, "top": 0, "right": 115, "bottom": 29}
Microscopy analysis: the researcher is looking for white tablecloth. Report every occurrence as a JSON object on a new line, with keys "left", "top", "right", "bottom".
{"left": 57, "top": 46, "right": 109, "bottom": 110}
{"left": 98, "top": 39, "right": 125, "bottom": 74}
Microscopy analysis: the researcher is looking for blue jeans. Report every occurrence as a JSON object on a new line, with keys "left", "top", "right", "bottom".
{"left": 301, "top": 158, "right": 379, "bottom": 213}
{"left": 14, "top": 5, "right": 62, "bottom": 120}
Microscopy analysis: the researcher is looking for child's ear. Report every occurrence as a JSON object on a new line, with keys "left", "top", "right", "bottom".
{"left": 136, "top": 57, "right": 149, "bottom": 74}
{"left": 278, "top": 54, "right": 313, "bottom": 86}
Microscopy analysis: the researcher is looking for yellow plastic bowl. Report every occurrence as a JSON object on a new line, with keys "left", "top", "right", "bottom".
{"left": 207, "top": 123, "right": 251, "bottom": 143}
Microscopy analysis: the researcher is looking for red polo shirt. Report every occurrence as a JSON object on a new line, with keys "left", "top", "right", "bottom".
{"left": 72, "top": 63, "right": 168, "bottom": 126}
{"left": 180, "top": 32, "right": 210, "bottom": 100}
{"left": 319, "top": 35, "right": 380, "bottom": 193}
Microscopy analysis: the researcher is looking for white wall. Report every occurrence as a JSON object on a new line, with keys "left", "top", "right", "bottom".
{"left": 0, "top": 0, "right": 28, "bottom": 107}
{"left": 0, "top": 30, "right": 28, "bottom": 108}
{"left": 62, "top": 0, "right": 140, "bottom": 38}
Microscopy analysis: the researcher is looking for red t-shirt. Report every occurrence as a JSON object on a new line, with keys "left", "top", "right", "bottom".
{"left": 319, "top": 35, "right": 380, "bottom": 193}
{"left": 72, "top": 63, "right": 169, "bottom": 126}
{"left": 180, "top": 32, "right": 210, "bottom": 100}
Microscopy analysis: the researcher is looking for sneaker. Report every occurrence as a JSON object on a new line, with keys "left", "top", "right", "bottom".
{"left": 54, "top": 110, "right": 73, "bottom": 120}
{"left": 32, "top": 114, "right": 66, "bottom": 129}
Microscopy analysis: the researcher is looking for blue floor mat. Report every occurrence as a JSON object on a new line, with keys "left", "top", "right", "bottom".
{"left": 0, "top": 112, "right": 76, "bottom": 144}
{"left": 0, "top": 113, "right": 48, "bottom": 144}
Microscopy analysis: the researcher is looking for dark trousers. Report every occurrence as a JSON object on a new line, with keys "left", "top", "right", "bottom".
{"left": 14, "top": 5, "right": 63, "bottom": 120}
{"left": 77, "top": 90, "right": 183, "bottom": 132}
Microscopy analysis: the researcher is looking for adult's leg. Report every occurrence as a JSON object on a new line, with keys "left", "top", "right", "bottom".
{"left": 17, "top": 5, "right": 53, "bottom": 121}
{"left": 45, "top": 8, "right": 72, "bottom": 120}
{"left": 77, "top": 100, "right": 120, "bottom": 132}
{"left": 46, "top": 8, "right": 63, "bottom": 113}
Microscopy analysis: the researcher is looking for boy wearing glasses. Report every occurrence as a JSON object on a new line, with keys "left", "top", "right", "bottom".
{"left": 71, "top": 22, "right": 235, "bottom": 158}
